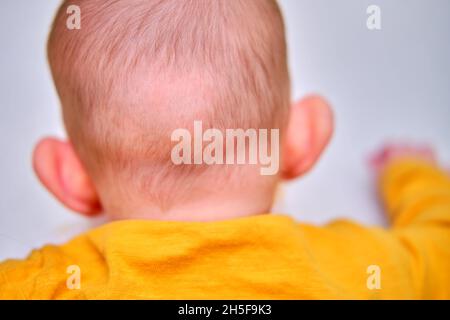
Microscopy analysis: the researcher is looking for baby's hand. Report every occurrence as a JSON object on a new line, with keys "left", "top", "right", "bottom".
{"left": 369, "top": 143, "right": 436, "bottom": 176}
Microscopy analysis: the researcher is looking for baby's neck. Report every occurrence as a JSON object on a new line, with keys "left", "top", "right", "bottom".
{"left": 104, "top": 187, "right": 276, "bottom": 222}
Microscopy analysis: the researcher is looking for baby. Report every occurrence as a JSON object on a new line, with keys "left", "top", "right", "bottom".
{"left": 1, "top": 0, "right": 449, "bottom": 299}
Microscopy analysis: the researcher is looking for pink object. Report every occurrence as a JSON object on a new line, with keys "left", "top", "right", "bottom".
{"left": 368, "top": 143, "right": 436, "bottom": 175}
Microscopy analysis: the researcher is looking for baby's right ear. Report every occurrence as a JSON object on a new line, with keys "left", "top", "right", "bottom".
{"left": 32, "top": 138, "right": 102, "bottom": 216}
{"left": 281, "top": 95, "right": 334, "bottom": 180}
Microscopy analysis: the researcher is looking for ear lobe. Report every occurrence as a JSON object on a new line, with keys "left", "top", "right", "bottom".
{"left": 281, "top": 95, "right": 334, "bottom": 180}
{"left": 32, "top": 138, "right": 102, "bottom": 216}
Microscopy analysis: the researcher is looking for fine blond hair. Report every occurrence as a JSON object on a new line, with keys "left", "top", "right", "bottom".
{"left": 48, "top": 0, "right": 290, "bottom": 209}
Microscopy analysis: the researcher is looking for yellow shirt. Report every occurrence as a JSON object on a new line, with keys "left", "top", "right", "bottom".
{"left": 1, "top": 159, "right": 449, "bottom": 299}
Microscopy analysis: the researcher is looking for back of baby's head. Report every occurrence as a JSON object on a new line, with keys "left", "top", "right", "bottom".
{"left": 48, "top": 0, "right": 290, "bottom": 208}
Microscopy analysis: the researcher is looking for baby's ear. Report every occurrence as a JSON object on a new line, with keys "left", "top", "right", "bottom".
{"left": 281, "top": 95, "right": 334, "bottom": 180}
{"left": 32, "top": 138, "right": 102, "bottom": 216}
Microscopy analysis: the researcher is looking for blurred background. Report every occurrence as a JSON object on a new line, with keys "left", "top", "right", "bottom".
{"left": 1, "top": 0, "right": 449, "bottom": 260}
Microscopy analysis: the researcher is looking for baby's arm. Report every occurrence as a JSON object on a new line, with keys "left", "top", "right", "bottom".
{"left": 375, "top": 144, "right": 450, "bottom": 297}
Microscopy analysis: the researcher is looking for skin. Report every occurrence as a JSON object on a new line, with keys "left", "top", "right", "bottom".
{"left": 369, "top": 143, "right": 436, "bottom": 175}
{"left": 42, "top": 0, "right": 293, "bottom": 222}
{"left": 32, "top": 94, "right": 338, "bottom": 221}
{"left": 33, "top": 94, "right": 439, "bottom": 222}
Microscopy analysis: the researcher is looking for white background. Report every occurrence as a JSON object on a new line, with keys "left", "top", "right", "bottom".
{"left": 1, "top": 0, "right": 449, "bottom": 260}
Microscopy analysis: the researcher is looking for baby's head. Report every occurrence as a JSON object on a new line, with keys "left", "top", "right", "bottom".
{"left": 34, "top": 0, "right": 333, "bottom": 221}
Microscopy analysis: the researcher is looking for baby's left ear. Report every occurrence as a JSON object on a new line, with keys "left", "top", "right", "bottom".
{"left": 32, "top": 138, "right": 102, "bottom": 216}
{"left": 281, "top": 95, "right": 334, "bottom": 180}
